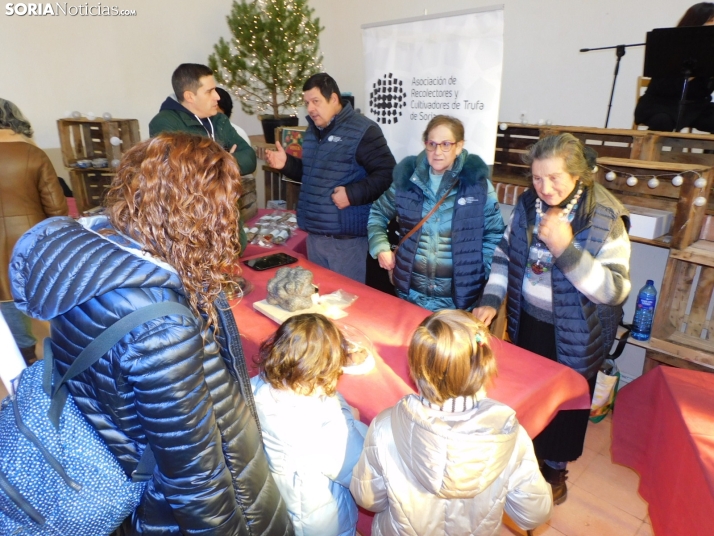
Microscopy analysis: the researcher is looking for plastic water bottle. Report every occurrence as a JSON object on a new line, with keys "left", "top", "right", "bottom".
{"left": 631, "top": 280, "right": 657, "bottom": 341}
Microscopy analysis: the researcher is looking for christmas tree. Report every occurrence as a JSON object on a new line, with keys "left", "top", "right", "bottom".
{"left": 209, "top": 0, "right": 323, "bottom": 119}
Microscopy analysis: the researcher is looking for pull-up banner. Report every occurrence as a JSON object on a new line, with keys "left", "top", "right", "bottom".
{"left": 362, "top": 6, "right": 504, "bottom": 164}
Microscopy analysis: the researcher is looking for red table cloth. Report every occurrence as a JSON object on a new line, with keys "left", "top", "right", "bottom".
{"left": 233, "top": 247, "right": 590, "bottom": 535}
{"left": 612, "top": 367, "right": 714, "bottom": 536}
{"left": 232, "top": 247, "right": 590, "bottom": 432}
{"left": 242, "top": 209, "right": 308, "bottom": 258}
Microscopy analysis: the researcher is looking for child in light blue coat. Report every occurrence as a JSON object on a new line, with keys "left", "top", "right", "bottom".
{"left": 251, "top": 313, "right": 368, "bottom": 536}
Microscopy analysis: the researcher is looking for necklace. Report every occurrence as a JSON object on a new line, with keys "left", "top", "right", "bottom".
{"left": 528, "top": 183, "right": 583, "bottom": 280}
{"left": 534, "top": 184, "right": 583, "bottom": 235}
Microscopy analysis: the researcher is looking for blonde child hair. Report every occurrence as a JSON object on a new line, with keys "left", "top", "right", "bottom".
{"left": 257, "top": 313, "right": 347, "bottom": 396}
{"left": 408, "top": 309, "right": 497, "bottom": 405}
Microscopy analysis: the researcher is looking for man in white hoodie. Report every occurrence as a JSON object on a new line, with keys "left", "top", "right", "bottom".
{"left": 350, "top": 309, "right": 553, "bottom": 535}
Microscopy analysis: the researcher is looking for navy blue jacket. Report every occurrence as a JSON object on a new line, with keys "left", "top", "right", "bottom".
{"left": 506, "top": 185, "right": 628, "bottom": 379}
{"left": 10, "top": 216, "right": 291, "bottom": 536}
{"left": 292, "top": 103, "right": 394, "bottom": 236}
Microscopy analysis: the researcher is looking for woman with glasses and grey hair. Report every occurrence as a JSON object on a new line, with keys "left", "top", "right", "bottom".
{"left": 367, "top": 115, "right": 504, "bottom": 312}
{"left": 0, "top": 98, "right": 68, "bottom": 365}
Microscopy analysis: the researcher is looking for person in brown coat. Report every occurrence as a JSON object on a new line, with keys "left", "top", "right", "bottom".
{"left": 0, "top": 98, "right": 68, "bottom": 364}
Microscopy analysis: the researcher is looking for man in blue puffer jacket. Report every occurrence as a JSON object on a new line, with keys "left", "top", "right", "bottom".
{"left": 266, "top": 73, "right": 396, "bottom": 284}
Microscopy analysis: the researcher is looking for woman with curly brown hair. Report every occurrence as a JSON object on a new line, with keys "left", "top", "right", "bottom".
{"left": 9, "top": 133, "right": 293, "bottom": 535}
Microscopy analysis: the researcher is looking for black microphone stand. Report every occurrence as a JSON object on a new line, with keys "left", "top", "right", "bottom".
{"left": 580, "top": 43, "right": 645, "bottom": 128}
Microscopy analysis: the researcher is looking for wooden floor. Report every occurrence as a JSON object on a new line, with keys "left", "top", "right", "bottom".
{"left": 502, "top": 414, "right": 652, "bottom": 536}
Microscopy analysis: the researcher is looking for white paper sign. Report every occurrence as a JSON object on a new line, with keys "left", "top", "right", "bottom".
{"left": 362, "top": 7, "right": 504, "bottom": 163}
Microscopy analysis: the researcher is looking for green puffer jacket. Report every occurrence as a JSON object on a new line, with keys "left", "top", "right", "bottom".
{"left": 149, "top": 97, "right": 257, "bottom": 175}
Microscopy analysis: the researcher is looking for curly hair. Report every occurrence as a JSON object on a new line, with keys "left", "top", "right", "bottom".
{"left": 257, "top": 313, "right": 347, "bottom": 396}
{"left": 0, "top": 98, "right": 33, "bottom": 137}
{"left": 104, "top": 133, "right": 242, "bottom": 333}
{"left": 409, "top": 309, "right": 497, "bottom": 405}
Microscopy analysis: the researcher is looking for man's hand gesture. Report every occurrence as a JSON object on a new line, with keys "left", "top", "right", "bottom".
{"left": 266, "top": 140, "right": 287, "bottom": 170}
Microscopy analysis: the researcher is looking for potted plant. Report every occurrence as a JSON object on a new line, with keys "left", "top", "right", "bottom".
{"left": 209, "top": 0, "right": 323, "bottom": 144}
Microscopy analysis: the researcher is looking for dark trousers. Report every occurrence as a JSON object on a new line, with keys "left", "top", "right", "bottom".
{"left": 518, "top": 310, "right": 596, "bottom": 462}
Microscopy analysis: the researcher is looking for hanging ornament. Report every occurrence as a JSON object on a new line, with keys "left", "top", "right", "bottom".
{"left": 694, "top": 177, "right": 707, "bottom": 189}
{"left": 102, "top": 112, "right": 112, "bottom": 120}
{"left": 499, "top": 123, "right": 508, "bottom": 130}
{"left": 110, "top": 136, "right": 121, "bottom": 146}
{"left": 672, "top": 175, "right": 684, "bottom": 187}
{"left": 626, "top": 176, "right": 638, "bottom": 187}
{"left": 111, "top": 158, "right": 121, "bottom": 168}
{"left": 71, "top": 111, "right": 82, "bottom": 119}
{"left": 694, "top": 196, "right": 707, "bottom": 207}
{"left": 605, "top": 171, "right": 616, "bottom": 181}
{"left": 648, "top": 177, "right": 660, "bottom": 189}
{"left": 85, "top": 112, "right": 96, "bottom": 120}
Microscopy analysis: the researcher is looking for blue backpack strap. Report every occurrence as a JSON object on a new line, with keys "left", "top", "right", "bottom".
{"left": 1, "top": 302, "right": 192, "bottom": 527}
{"left": 131, "top": 443, "right": 156, "bottom": 483}
{"left": 42, "top": 338, "right": 53, "bottom": 397}
{"left": 47, "top": 301, "right": 194, "bottom": 428}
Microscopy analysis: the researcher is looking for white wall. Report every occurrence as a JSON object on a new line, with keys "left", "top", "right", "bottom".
{"left": 0, "top": 0, "right": 688, "bottom": 155}
{"left": 0, "top": 0, "right": 263, "bottom": 167}
{"left": 312, "top": 0, "right": 687, "bottom": 128}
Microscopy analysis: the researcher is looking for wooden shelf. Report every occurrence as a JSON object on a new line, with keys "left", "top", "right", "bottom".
{"left": 669, "top": 240, "right": 714, "bottom": 267}
{"left": 629, "top": 234, "right": 671, "bottom": 248}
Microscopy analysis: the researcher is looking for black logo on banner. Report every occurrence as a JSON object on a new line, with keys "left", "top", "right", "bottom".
{"left": 369, "top": 73, "right": 407, "bottom": 124}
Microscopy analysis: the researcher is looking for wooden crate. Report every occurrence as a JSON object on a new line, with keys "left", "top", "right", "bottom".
{"left": 57, "top": 118, "right": 140, "bottom": 168}
{"left": 493, "top": 124, "right": 540, "bottom": 184}
{"left": 541, "top": 125, "right": 649, "bottom": 159}
{"left": 595, "top": 157, "right": 714, "bottom": 249}
{"left": 639, "top": 131, "right": 714, "bottom": 167}
{"left": 239, "top": 175, "right": 258, "bottom": 222}
{"left": 494, "top": 123, "right": 714, "bottom": 170}
{"left": 58, "top": 118, "right": 140, "bottom": 213}
{"left": 263, "top": 165, "right": 300, "bottom": 211}
{"left": 493, "top": 123, "right": 651, "bottom": 185}
{"left": 69, "top": 168, "right": 114, "bottom": 213}
{"left": 493, "top": 182, "right": 528, "bottom": 205}
{"left": 650, "top": 243, "right": 714, "bottom": 370}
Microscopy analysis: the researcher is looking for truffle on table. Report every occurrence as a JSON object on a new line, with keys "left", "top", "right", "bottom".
{"left": 266, "top": 266, "right": 315, "bottom": 311}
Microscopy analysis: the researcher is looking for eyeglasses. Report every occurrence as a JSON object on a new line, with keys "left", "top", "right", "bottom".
{"left": 424, "top": 140, "right": 457, "bottom": 152}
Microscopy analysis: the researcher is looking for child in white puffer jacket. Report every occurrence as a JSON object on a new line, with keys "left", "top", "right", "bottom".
{"left": 350, "top": 309, "right": 553, "bottom": 536}
{"left": 251, "top": 313, "right": 367, "bottom": 536}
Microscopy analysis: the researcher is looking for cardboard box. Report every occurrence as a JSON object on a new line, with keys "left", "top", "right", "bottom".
{"left": 623, "top": 204, "right": 673, "bottom": 240}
